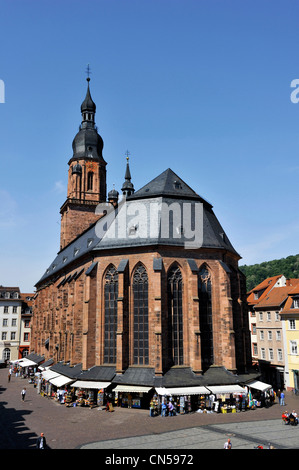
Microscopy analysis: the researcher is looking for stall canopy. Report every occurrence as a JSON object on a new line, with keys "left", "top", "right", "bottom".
{"left": 18, "top": 358, "right": 37, "bottom": 367}
{"left": 113, "top": 385, "right": 152, "bottom": 393}
{"left": 41, "top": 369, "right": 60, "bottom": 381}
{"left": 155, "top": 386, "right": 210, "bottom": 396}
{"left": 71, "top": 381, "right": 111, "bottom": 389}
{"left": 247, "top": 380, "right": 272, "bottom": 392}
{"left": 206, "top": 385, "right": 246, "bottom": 394}
{"left": 49, "top": 375, "right": 74, "bottom": 387}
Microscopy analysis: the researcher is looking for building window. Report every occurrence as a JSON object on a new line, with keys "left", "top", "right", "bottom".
{"left": 252, "top": 324, "right": 256, "bottom": 335}
{"left": 3, "top": 348, "right": 10, "bottom": 360}
{"left": 290, "top": 340, "right": 298, "bottom": 355}
{"left": 133, "top": 264, "right": 149, "bottom": 365}
{"left": 261, "top": 348, "right": 266, "bottom": 359}
{"left": 275, "top": 311, "right": 280, "bottom": 321}
{"left": 11, "top": 332, "right": 16, "bottom": 340}
{"left": 24, "top": 333, "right": 30, "bottom": 342}
{"left": 276, "top": 330, "right": 281, "bottom": 341}
{"left": 12, "top": 319, "right": 17, "bottom": 327}
{"left": 2, "top": 333, "right": 7, "bottom": 340}
{"left": 12, "top": 306, "right": 17, "bottom": 313}
{"left": 198, "top": 266, "right": 213, "bottom": 370}
{"left": 289, "top": 319, "right": 296, "bottom": 330}
{"left": 104, "top": 265, "right": 118, "bottom": 364}
{"left": 259, "top": 312, "right": 263, "bottom": 322}
{"left": 268, "top": 330, "right": 272, "bottom": 341}
{"left": 167, "top": 264, "right": 183, "bottom": 366}
{"left": 267, "top": 312, "right": 271, "bottom": 321}
{"left": 269, "top": 348, "right": 274, "bottom": 360}
{"left": 253, "top": 343, "right": 258, "bottom": 356}
{"left": 277, "top": 349, "right": 283, "bottom": 361}
{"left": 4, "top": 306, "right": 8, "bottom": 313}
{"left": 2, "top": 319, "right": 8, "bottom": 327}
{"left": 87, "top": 171, "right": 93, "bottom": 191}
{"left": 260, "top": 330, "right": 264, "bottom": 340}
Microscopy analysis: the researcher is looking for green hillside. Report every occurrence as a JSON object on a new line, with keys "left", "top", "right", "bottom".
{"left": 240, "top": 254, "right": 299, "bottom": 292}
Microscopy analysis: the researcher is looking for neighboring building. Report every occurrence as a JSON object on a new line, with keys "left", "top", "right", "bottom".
{"left": 31, "top": 78, "right": 254, "bottom": 398}
{"left": 247, "top": 275, "right": 286, "bottom": 363}
{"left": 0, "top": 287, "right": 33, "bottom": 362}
{"left": 247, "top": 276, "right": 299, "bottom": 390}
{"left": 19, "top": 293, "right": 34, "bottom": 358}
{"left": 0, "top": 287, "right": 21, "bottom": 362}
{"left": 280, "top": 283, "right": 299, "bottom": 391}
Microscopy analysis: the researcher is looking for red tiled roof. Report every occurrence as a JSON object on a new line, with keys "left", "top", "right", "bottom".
{"left": 247, "top": 275, "right": 283, "bottom": 306}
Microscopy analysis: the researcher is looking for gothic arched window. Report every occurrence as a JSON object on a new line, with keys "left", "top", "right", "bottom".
{"left": 133, "top": 264, "right": 149, "bottom": 365}
{"left": 167, "top": 265, "right": 183, "bottom": 365}
{"left": 198, "top": 266, "right": 213, "bottom": 370}
{"left": 104, "top": 265, "right": 118, "bottom": 363}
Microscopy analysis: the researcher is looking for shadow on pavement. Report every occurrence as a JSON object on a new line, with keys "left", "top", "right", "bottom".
{"left": 0, "top": 384, "right": 48, "bottom": 449}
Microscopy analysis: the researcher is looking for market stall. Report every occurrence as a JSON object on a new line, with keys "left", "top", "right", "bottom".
{"left": 112, "top": 385, "right": 153, "bottom": 409}
{"left": 246, "top": 380, "right": 274, "bottom": 407}
{"left": 155, "top": 386, "right": 211, "bottom": 414}
{"left": 206, "top": 385, "right": 247, "bottom": 413}
{"left": 71, "top": 380, "right": 112, "bottom": 407}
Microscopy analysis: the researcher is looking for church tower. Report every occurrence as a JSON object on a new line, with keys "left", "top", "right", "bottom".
{"left": 60, "top": 78, "right": 107, "bottom": 249}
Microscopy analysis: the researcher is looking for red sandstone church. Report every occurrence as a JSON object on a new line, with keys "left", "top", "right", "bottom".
{"left": 31, "top": 79, "right": 255, "bottom": 394}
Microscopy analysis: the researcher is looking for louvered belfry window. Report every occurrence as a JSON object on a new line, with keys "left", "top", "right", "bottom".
{"left": 104, "top": 265, "right": 118, "bottom": 363}
{"left": 167, "top": 265, "right": 183, "bottom": 365}
{"left": 133, "top": 264, "right": 149, "bottom": 365}
{"left": 198, "top": 266, "right": 213, "bottom": 370}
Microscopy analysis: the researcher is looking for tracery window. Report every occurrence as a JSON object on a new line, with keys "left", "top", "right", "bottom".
{"left": 198, "top": 266, "right": 213, "bottom": 370}
{"left": 133, "top": 264, "right": 149, "bottom": 365}
{"left": 104, "top": 265, "right": 118, "bottom": 363}
{"left": 167, "top": 265, "right": 183, "bottom": 365}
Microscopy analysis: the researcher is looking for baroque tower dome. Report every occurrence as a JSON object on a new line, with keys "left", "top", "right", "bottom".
{"left": 71, "top": 77, "right": 104, "bottom": 161}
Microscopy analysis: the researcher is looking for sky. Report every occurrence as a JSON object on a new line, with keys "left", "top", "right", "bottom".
{"left": 0, "top": 0, "right": 299, "bottom": 293}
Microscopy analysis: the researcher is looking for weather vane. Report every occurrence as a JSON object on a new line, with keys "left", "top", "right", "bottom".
{"left": 125, "top": 150, "right": 130, "bottom": 161}
{"left": 86, "top": 64, "right": 91, "bottom": 81}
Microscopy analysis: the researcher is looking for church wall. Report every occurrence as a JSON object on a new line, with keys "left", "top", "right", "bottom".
{"left": 32, "top": 247, "right": 250, "bottom": 376}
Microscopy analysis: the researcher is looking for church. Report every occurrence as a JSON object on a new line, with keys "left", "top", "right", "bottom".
{"left": 32, "top": 78, "right": 254, "bottom": 400}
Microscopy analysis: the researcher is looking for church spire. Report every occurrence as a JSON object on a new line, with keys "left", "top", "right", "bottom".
{"left": 121, "top": 151, "right": 135, "bottom": 197}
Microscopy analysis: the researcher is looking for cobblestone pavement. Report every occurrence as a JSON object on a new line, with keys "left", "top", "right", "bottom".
{"left": 1, "top": 368, "right": 299, "bottom": 450}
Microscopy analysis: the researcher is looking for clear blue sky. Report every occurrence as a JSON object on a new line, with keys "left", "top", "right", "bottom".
{"left": 0, "top": 0, "right": 299, "bottom": 292}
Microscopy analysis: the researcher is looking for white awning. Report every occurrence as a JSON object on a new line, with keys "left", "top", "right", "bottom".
{"left": 49, "top": 374, "right": 74, "bottom": 387}
{"left": 41, "top": 369, "right": 60, "bottom": 381}
{"left": 155, "top": 386, "right": 210, "bottom": 396}
{"left": 207, "top": 385, "right": 246, "bottom": 395}
{"left": 113, "top": 385, "right": 152, "bottom": 393}
{"left": 247, "top": 380, "right": 272, "bottom": 392}
{"left": 72, "top": 381, "right": 111, "bottom": 389}
{"left": 18, "top": 358, "right": 37, "bottom": 367}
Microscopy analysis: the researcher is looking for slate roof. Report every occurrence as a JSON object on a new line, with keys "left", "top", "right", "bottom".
{"left": 128, "top": 168, "right": 210, "bottom": 204}
{"left": 36, "top": 168, "right": 239, "bottom": 287}
{"left": 112, "top": 367, "right": 156, "bottom": 386}
{"left": 50, "top": 362, "right": 82, "bottom": 379}
{"left": 77, "top": 365, "right": 116, "bottom": 382}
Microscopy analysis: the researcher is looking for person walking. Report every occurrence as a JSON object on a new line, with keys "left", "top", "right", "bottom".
{"left": 36, "top": 432, "right": 47, "bottom": 449}
{"left": 224, "top": 438, "right": 232, "bottom": 449}
{"left": 21, "top": 387, "right": 26, "bottom": 401}
{"left": 280, "top": 390, "right": 285, "bottom": 406}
